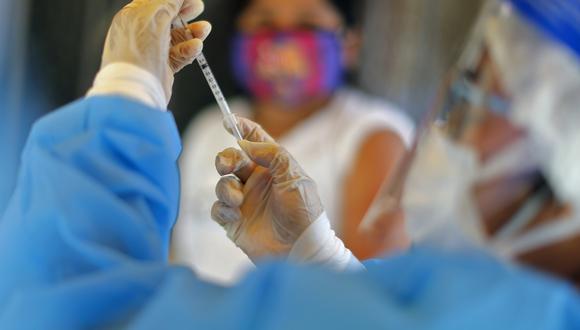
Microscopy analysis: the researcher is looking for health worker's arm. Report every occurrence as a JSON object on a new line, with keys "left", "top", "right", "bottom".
{"left": 0, "top": 0, "right": 211, "bottom": 282}
{"left": 0, "top": 95, "right": 182, "bottom": 326}
{"left": 0, "top": 0, "right": 212, "bottom": 275}
{"left": 211, "top": 117, "right": 364, "bottom": 271}
{"left": 0, "top": 0, "right": 202, "bottom": 323}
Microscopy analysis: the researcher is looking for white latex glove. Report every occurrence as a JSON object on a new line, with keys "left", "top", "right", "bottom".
{"left": 212, "top": 118, "right": 363, "bottom": 271}
{"left": 211, "top": 117, "right": 324, "bottom": 260}
{"left": 101, "top": 0, "right": 211, "bottom": 101}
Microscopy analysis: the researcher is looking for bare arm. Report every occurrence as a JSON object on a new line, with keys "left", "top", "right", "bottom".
{"left": 340, "top": 130, "right": 411, "bottom": 259}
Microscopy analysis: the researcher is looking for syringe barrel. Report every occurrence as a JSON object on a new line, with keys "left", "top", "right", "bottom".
{"left": 197, "top": 54, "right": 226, "bottom": 104}
{"left": 175, "top": 16, "right": 244, "bottom": 141}
{"left": 223, "top": 113, "right": 244, "bottom": 141}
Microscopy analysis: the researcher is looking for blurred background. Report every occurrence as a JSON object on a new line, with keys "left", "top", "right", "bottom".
{"left": 0, "top": 0, "right": 483, "bottom": 211}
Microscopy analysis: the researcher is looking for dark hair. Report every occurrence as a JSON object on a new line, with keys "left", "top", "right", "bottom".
{"left": 233, "top": 0, "right": 359, "bottom": 27}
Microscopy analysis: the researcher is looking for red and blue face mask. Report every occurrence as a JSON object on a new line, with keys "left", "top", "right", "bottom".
{"left": 231, "top": 30, "right": 344, "bottom": 107}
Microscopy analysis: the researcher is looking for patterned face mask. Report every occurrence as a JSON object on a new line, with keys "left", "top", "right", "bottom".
{"left": 231, "top": 30, "right": 344, "bottom": 107}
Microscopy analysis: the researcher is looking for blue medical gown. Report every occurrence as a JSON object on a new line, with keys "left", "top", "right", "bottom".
{"left": 1, "top": 96, "right": 579, "bottom": 329}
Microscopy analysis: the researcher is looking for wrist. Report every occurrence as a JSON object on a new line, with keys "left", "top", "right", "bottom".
{"left": 289, "top": 212, "right": 365, "bottom": 272}
{"left": 87, "top": 63, "right": 167, "bottom": 110}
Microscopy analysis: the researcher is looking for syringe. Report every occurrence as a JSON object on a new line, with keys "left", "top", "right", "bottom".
{"left": 175, "top": 16, "right": 244, "bottom": 141}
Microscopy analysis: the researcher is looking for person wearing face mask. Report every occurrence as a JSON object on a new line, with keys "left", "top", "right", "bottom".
{"left": 172, "top": 0, "right": 414, "bottom": 284}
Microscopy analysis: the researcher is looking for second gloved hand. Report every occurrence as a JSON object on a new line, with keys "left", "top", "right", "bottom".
{"left": 101, "top": 0, "right": 211, "bottom": 101}
{"left": 211, "top": 118, "right": 324, "bottom": 261}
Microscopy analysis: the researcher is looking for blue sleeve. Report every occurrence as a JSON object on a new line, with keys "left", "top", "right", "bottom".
{"left": 0, "top": 97, "right": 181, "bottom": 319}
{"left": 1, "top": 96, "right": 579, "bottom": 329}
{"left": 1, "top": 96, "right": 181, "bottom": 259}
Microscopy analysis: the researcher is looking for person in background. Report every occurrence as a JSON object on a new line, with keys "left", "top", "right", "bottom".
{"left": 172, "top": 0, "right": 414, "bottom": 284}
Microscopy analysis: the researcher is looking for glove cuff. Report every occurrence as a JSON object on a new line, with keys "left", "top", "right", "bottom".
{"left": 87, "top": 63, "right": 167, "bottom": 110}
{"left": 289, "top": 213, "right": 365, "bottom": 272}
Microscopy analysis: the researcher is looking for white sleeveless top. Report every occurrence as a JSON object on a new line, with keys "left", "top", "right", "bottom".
{"left": 171, "top": 89, "right": 414, "bottom": 284}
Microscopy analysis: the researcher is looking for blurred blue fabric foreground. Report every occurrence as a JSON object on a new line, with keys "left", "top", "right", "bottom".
{"left": 0, "top": 96, "right": 579, "bottom": 329}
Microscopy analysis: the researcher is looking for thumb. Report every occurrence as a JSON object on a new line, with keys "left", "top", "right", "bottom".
{"left": 169, "top": 38, "right": 203, "bottom": 73}
{"left": 238, "top": 140, "right": 306, "bottom": 184}
{"left": 228, "top": 117, "right": 276, "bottom": 143}
{"left": 164, "top": 0, "right": 186, "bottom": 17}
{"left": 238, "top": 140, "right": 284, "bottom": 170}
{"left": 179, "top": 0, "right": 205, "bottom": 21}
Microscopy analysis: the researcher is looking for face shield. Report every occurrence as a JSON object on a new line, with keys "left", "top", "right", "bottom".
{"left": 361, "top": 0, "right": 580, "bottom": 274}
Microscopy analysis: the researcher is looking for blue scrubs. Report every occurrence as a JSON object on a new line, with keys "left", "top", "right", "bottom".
{"left": 1, "top": 96, "right": 579, "bottom": 329}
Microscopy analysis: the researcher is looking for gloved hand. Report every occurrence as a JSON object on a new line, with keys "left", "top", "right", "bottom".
{"left": 101, "top": 0, "right": 211, "bottom": 100}
{"left": 211, "top": 117, "right": 324, "bottom": 261}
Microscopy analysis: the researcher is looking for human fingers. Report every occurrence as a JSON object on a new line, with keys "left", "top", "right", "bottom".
{"left": 171, "top": 20, "right": 212, "bottom": 44}
{"left": 211, "top": 201, "right": 242, "bottom": 227}
{"left": 238, "top": 140, "right": 312, "bottom": 185}
{"left": 169, "top": 38, "right": 203, "bottom": 72}
{"left": 216, "top": 175, "right": 244, "bottom": 207}
{"left": 178, "top": 0, "right": 204, "bottom": 22}
{"left": 216, "top": 147, "right": 256, "bottom": 183}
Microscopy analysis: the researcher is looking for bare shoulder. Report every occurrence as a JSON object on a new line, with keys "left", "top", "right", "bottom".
{"left": 356, "top": 130, "right": 406, "bottom": 174}
{"left": 338, "top": 89, "right": 415, "bottom": 148}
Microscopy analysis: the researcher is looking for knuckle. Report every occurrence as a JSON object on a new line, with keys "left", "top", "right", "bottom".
{"left": 271, "top": 146, "right": 290, "bottom": 169}
{"left": 153, "top": 7, "right": 172, "bottom": 26}
{"left": 113, "top": 3, "right": 142, "bottom": 30}
{"left": 113, "top": 8, "right": 130, "bottom": 25}
{"left": 215, "top": 177, "right": 229, "bottom": 197}
{"left": 210, "top": 202, "right": 225, "bottom": 224}
{"left": 211, "top": 201, "right": 225, "bottom": 216}
{"left": 215, "top": 175, "right": 243, "bottom": 205}
{"left": 216, "top": 148, "right": 240, "bottom": 174}
{"left": 247, "top": 124, "right": 264, "bottom": 141}
{"left": 224, "top": 147, "right": 239, "bottom": 155}
{"left": 211, "top": 201, "right": 240, "bottom": 226}
{"left": 275, "top": 145, "right": 289, "bottom": 158}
